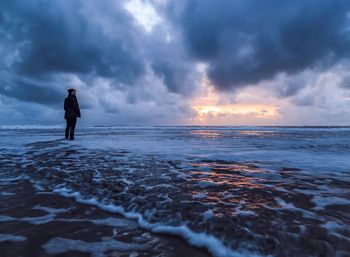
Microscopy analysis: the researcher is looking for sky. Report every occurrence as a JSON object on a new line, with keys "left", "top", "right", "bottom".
{"left": 1, "top": 0, "right": 350, "bottom": 126}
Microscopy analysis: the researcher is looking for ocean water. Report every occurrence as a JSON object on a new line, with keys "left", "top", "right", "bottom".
{"left": 1, "top": 126, "right": 350, "bottom": 256}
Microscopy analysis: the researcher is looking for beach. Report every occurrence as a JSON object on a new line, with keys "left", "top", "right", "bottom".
{"left": 1, "top": 126, "right": 350, "bottom": 257}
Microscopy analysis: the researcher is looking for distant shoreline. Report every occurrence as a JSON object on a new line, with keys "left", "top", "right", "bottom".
{"left": 2, "top": 125, "right": 350, "bottom": 130}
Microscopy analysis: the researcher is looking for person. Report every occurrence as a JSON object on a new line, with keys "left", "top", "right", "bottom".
{"left": 64, "top": 88, "right": 81, "bottom": 140}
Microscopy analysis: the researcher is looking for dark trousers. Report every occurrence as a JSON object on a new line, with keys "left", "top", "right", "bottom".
{"left": 65, "top": 118, "right": 77, "bottom": 140}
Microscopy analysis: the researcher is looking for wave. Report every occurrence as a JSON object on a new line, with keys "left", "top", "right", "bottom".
{"left": 0, "top": 125, "right": 64, "bottom": 130}
{"left": 52, "top": 187, "right": 263, "bottom": 257}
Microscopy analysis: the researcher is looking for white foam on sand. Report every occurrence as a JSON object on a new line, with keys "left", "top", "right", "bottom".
{"left": 311, "top": 196, "right": 350, "bottom": 210}
{"left": 275, "top": 197, "right": 296, "bottom": 209}
{"left": 33, "top": 205, "right": 68, "bottom": 214}
{"left": 0, "top": 175, "right": 29, "bottom": 184}
{"left": 42, "top": 236, "right": 149, "bottom": 257}
{"left": 321, "top": 221, "right": 350, "bottom": 241}
{"left": 202, "top": 210, "right": 214, "bottom": 221}
{"left": 53, "top": 187, "right": 265, "bottom": 257}
{"left": 0, "top": 191, "right": 16, "bottom": 196}
{"left": 0, "top": 215, "right": 16, "bottom": 222}
{"left": 192, "top": 193, "right": 207, "bottom": 199}
{"left": 89, "top": 217, "right": 138, "bottom": 229}
{"left": 321, "top": 221, "right": 343, "bottom": 231}
{"left": 21, "top": 214, "right": 56, "bottom": 225}
{"left": 0, "top": 233, "right": 26, "bottom": 242}
{"left": 0, "top": 204, "right": 138, "bottom": 229}
{"left": 264, "top": 199, "right": 318, "bottom": 219}
{"left": 235, "top": 210, "right": 257, "bottom": 217}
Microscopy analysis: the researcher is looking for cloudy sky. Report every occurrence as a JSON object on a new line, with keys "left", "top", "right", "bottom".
{"left": 1, "top": 0, "right": 350, "bottom": 126}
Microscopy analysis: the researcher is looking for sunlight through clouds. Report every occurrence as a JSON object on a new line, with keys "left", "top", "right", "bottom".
{"left": 124, "top": 0, "right": 162, "bottom": 32}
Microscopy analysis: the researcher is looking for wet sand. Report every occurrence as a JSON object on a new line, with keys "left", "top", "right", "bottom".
{"left": 1, "top": 129, "right": 350, "bottom": 257}
{"left": 0, "top": 178, "right": 210, "bottom": 257}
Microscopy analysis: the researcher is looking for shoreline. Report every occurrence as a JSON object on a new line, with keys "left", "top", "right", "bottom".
{"left": 1, "top": 128, "right": 349, "bottom": 257}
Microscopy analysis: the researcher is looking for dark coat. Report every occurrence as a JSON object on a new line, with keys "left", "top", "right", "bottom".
{"left": 64, "top": 94, "right": 81, "bottom": 119}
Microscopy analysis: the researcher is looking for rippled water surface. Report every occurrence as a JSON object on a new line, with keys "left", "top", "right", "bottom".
{"left": 1, "top": 126, "right": 350, "bottom": 257}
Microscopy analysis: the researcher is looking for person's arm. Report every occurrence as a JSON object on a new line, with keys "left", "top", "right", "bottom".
{"left": 64, "top": 98, "right": 68, "bottom": 111}
{"left": 75, "top": 98, "right": 81, "bottom": 118}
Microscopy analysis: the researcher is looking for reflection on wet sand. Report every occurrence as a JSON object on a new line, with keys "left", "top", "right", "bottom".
{"left": 190, "top": 130, "right": 223, "bottom": 139}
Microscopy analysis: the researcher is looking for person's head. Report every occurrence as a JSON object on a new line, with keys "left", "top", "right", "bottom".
{"left": 67, "top": 88, "right": 76, "bottom": 95}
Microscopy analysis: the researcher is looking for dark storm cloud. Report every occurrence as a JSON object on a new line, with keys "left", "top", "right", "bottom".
{"left": 292, "top": 95, "right": 315, "bottom": 106}
{"left": 277, "top": 77, "right": 306, "bottom": 97}
{"left": 0, "top": 0, "right": 144, "bottom": 83}
{"left": 166, "top": 0, "right": 350, "bottom": 91}
{"left": 142, "top": 20, "right": 200, "bottom": 95}
{"left": 150, "top": 50, "right": 198, "bottom": 94}
{"left": 339, "top": 75, "right": 350, "bottom": 89}
{"left": 0, "top": 79, "right": 62, "bottom": 106}
{"left": 0, "top": 0, "right": 148, "bottom": 106}
{"left": 0, "top": 0, "right": 201, "bottom": 108}
{"left": 152, "top": 60, "right": 187, "bottom": 93}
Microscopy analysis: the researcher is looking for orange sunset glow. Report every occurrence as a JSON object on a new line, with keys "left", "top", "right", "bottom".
{"left": 193, "top": 104, "right": 278, "bottom": 118}
{"left": 190, "top": 85, "right": 280, "bottom": 125}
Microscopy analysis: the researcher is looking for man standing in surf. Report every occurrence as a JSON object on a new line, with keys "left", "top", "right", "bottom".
{"left": 64, "top": 88, "right": 81, "bottom": 140}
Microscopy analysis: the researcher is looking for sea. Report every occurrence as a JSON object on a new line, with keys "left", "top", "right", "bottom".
{"left": 1, "top": 126, "right": 349, "bottom": 257}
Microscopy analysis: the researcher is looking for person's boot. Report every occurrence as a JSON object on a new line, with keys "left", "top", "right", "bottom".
{"left": 70, "top": 130, "right": 75, "bottom": 140}
{"left": 65, "top": 128, "right": 69, "bottom": 139}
